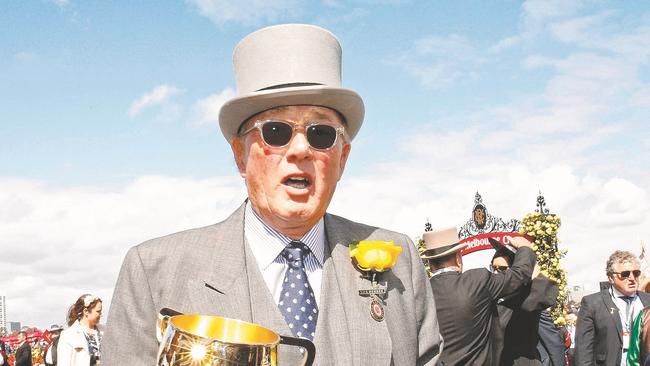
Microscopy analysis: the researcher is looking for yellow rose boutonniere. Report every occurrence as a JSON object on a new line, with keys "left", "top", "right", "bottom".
{"left": 350, "top": 240, "right": 402, "bottom": 322}
{"left": 350, "top": 240, "right": 402, "bottom": 272}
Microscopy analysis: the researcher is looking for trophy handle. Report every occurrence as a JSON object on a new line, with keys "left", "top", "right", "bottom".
{"left": 279, "top": 336, "right": 316, "bottom": 366}
{"left": 157, "top": 308, "right": 183, "bottom": 342}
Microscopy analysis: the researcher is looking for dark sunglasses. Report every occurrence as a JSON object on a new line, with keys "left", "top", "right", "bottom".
{"left": 490, "top": 265, "right": 510, "bottom": 273}
{"left": 613, "top": 270, "right": 642, "bottom": 279}
{"left": 240, "top": 120, "right": 346, "bottom": 150}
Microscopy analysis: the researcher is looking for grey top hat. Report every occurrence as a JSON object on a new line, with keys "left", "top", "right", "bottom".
{"left": 218, "top": 24, "right": 365, "bottom": 142}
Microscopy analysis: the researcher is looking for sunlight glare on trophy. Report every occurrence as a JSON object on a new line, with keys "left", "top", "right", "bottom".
{"left": 174, "top": 336, "right": 212, "bottom": 366}
{"left": 190, "top": 344, "right": 207, "bottom": 361}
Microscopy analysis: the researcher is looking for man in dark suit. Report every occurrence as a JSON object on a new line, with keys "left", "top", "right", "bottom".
{"left": 422, "top": 227, "right": 536, "bottom": 366}
{"left": 15, "top": 331, "right": 32, "bottom": 366}
{"left": 491, "top": 247, "right": 561, "bottom": 366}
{"left": 575, "top": 250, "right": 650, "bottom": 366}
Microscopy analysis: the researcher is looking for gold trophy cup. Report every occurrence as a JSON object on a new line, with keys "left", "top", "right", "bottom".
{"left": 157, "top": 308, "right": 315, "bottom": 366}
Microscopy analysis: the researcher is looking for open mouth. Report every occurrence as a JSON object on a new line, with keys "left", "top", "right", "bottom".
{"left": 283, "top": 176, "right": 311, "bottom": 189}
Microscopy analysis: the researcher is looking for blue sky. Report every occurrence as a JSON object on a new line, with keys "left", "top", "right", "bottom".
{"left": 1, "top": 0, "right": 649, "bottom": 328}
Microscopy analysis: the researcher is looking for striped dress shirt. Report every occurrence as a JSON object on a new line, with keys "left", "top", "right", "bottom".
{"left": 244, "top": 202, "right": 325, "bottom": 307}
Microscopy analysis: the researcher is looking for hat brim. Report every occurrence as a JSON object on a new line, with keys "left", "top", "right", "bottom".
{"left": 421, "top": 242, "right": 468, "bottom": 259}
{"left": 218, "top": 85, "right": 364, "bottom": 142}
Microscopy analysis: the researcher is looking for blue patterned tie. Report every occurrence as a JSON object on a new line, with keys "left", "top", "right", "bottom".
{"left": 278, "top": 241, "right": 319, "bottom": 340}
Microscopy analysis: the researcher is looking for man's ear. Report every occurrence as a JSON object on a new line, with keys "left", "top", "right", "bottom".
{"left": 336, "top": 142, "right": 351, "bottom": 181}
{"left": 231, "top": 137, "right": 247, "bottom": 179}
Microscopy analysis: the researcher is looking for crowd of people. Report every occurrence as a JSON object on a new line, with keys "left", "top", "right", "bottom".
{"left": 0, "top": 294, "right": 103, "bottom": 366}
{"left": 419, "top": 226, "right": 647, "bottom": 366}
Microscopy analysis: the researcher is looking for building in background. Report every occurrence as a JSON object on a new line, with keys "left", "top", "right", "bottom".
{"left": 0, "top": 295, "right": 6, "bottom": 332}
{"left": 8, "top": 321, "right": 21, "bottom": 333}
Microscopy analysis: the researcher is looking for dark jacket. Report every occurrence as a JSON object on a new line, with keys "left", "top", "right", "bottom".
{"left": 430, "top": 246, "right": 536, "bottom": 366}
{"left": 497, "top": 275, "right": 559, "bottom": 366}
{"left": 45, "top": 336, "right": 59, "bottom": 366}
{"left": 15, "top": 342, "right": 32, "bottom": 366}
{"left": 575, "top": 289, "right": 650, "bottom": 366}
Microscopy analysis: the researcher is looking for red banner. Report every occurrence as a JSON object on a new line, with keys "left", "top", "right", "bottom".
{"left": 0, "top": 329, "right": 48, "bottom": 348}
{"left": 460, "top": 232, "right": 531, "bottom": 255}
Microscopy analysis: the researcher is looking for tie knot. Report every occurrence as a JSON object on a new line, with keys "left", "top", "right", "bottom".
{"left": 281, "top": 241, "right": 310, "bottom": 268}
{"left": 622, "top": 296, "right": 635, "bottom": 303}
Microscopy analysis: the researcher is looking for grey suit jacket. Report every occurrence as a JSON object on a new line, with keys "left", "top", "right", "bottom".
{"left": 102, "top": 203, "right": 442, "bottom": 365}
{"left": 575, "top": 290, "right": 650, "bottom": 366}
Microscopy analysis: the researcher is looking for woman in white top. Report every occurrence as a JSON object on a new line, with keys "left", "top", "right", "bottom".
{"left": 58, "top": 294, "right": 103, "bottom": 366}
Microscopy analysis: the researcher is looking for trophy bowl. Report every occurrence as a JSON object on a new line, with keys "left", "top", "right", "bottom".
{"left": 157, "top": 309, "right": 315, "bottom": 366}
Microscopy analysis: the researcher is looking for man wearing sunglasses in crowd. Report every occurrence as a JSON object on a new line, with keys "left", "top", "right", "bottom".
{"left": 490, "top": 247, "right": 565, "bottom": 366}
{"left": 575, "top": 250, "right": 650, "bottom": 366}
{"left": 102, "top": 24, "right": 442, "bottom": 365}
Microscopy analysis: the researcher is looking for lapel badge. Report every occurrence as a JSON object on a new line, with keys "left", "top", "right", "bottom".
{"left": 370, "top": 295, "right": 385, "bottom": 322}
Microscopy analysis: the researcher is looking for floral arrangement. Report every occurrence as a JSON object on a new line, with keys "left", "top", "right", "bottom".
{"left": 417, "top": 239, "right": 434, "bottom": 277}
{"left": 520, "top": 212, "right": 568, "bottom": 326}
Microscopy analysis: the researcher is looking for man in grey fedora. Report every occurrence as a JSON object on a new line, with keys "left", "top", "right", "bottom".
{"left": 422, "top": 227, "right": 536, "bottom": 366}
{"left": 102, "top": 24, "right": 442, "bottom": 365}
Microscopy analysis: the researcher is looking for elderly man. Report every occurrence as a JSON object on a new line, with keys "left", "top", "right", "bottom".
{"left": 422, "top": 227, "right": 536, "bottom": 366}
{"left": 575, "top": 250, "right": 650, "bottom": 366}
{"left": 102, "top": 24, "right": 442, "bottom": 365}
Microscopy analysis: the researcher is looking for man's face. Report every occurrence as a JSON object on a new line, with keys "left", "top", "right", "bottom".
{"left": 17, "top": 333, "right": 25, "bottom": 343}
{"left": 491, "top": 256, "right": 511, "bottom": 273}
{"left": 609, "top": 261, "right": 641, "bottom": 296}
{"left": 232, "top": 105, "right": 351, "bottom": 238}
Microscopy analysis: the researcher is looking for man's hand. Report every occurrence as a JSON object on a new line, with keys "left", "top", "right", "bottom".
{"left": 510, "top": 236, "right": 532, "bottom": 249}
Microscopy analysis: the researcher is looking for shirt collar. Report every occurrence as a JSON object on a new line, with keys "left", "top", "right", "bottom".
{"left": 611, "top": 286, "right": 638, "bottom": 300}
{"left": 244, "top": 201, "right": 325, "bottom": 269}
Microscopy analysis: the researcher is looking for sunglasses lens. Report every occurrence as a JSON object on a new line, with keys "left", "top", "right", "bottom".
{"left": 307, "top": 125, "right": 338, "bottom": 149}
{"left": 261, "top": 121, "right": 293, "bottom": 146}
{"left": 619, "top": 270, "right": 642, "bottom": 278}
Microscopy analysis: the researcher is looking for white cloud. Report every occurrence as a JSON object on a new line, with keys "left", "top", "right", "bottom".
{"left": 187, "top": 0, "right": 302, "bottom": 26}
{"left": 0, "top": 176, "right": 246, "bottom": 328}
{"left": 521, "top": 0, "right": 584, "bottom": 33}
{"left": 128, "top": 84, "right": 184, "bottom": 118}
{"left": 14, "top": 52, "right": 35, "bottom": 62}
{"left": 389, "top": 34, "right": 479, "bottom": 89}
{"left": 191, "top": 88, "right": 236, "bottom": 127}
{"left": 491, "top": 36, "right": 521, "bottom": 51}
{"left": 492, "top": 0, "right": 584, "bottom": 50}
{"left": 549, "top": 11, "right": 614, "bottom": 44}
{"left": 49, "top": 0, "right": 69, "bottom": 7}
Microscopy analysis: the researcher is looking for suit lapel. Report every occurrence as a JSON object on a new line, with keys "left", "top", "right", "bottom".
{"left": 640, "top": 292, "right": 650, "bottom": 307}
{"left": 316, "top": 215, "right": 392, "bottom": 365}
{"left": 184, "top": 203, "right": 252, "bottom": 321}
{"left": 601, "top": 291, "right": 623, "bottom": 342}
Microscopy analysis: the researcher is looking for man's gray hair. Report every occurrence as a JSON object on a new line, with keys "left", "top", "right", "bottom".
{"left": 606, "top": 250, "right": 639, "bottom": 276}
